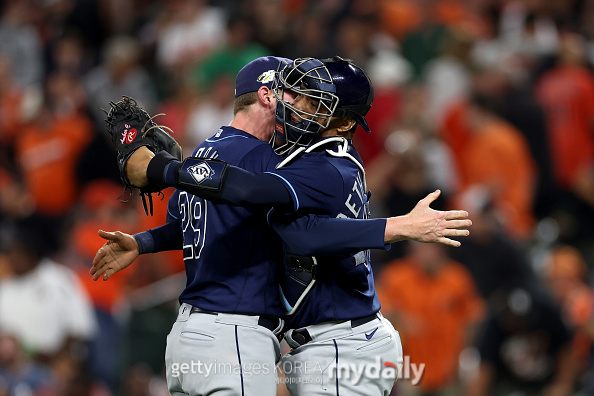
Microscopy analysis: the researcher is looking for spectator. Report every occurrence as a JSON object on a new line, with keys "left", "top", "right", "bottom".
{"left": 458, "top": 92, "right": 537, "bottom": 240}
{"left": 535, "top": 32, "right": 594, "bottom": 242}
{"left": 0, "top": 223, "right": 97, "bottom": 361}
{"left": 0, "top": 1, "right": 43, "bottom": 89}
{"left": 154, "top": 0, "right": 226, "bottom": 72}
{"left": 83, "top": 35, "right": 156, "bottom": 126}
{"left": 450, "top": 189, "right": 536, "bottom": 302}
{"left": 542, "top": 246, "right": 594, "bottom": 372}
{"left": 184, "top": 74, "right": 235, "bottom": 148}
{"left": 0, "top": 332, "right": 55, "bottom": 395}
{"left": 0, "top": 56, "right": 25, "bottom": 150}
{"left": 466, "top": 288, "right": 577, "bottom": 396}
{"left": 191, "top": 13, "right": 268, "bottom": 93}
{"left": 400, "top": 7, "right": 451, "bottom": 80}
{"left": 185, "top": 13, "right": 268, "bottom": 147}
{"left": 13, "top": 72, "right": 93, "bottom": 248}
{"left": 377, "top": 242, "right": 484, "bottom": 395}
{"left": 353, "top": 49, "right": 410, "bottom": 165}
{"left": 423, "top": 27, "right": 475, "bottom": 129}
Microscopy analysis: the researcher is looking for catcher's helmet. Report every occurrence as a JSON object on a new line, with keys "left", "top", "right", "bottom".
{"left": 323, "top": 56, "right": 373, "bottom": 134}
{"left": 271, "top": 56, "right": 373, "bottom": 154}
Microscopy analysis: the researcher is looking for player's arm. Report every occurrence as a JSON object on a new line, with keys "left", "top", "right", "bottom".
{"left": 270, "top": 213, "right": 388, "bottom": 256}
{"left": 132, "top": 149, "right": 471, "bottom": 248}
{"left": 272, "top": 190, "right": 471, "bottom": 255}
{"left": 139, "top": 149, "right": 295, "bottom": 208}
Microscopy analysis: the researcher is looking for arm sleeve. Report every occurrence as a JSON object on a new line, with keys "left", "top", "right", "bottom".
{"left": 270, "top": 213, "right": 389, "bottom": 256}
{"left": 134, "top": 219, "right": 183, "bottom": 254}
{"left": 150, "top": 152, "right": 294, "bottom": 208}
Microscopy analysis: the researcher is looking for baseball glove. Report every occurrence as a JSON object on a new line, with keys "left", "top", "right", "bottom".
{"left": 105, "top": 96, "right": 182, "bottom": 215}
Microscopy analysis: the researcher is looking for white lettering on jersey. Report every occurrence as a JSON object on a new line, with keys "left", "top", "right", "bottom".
{"left": 345, "top": 173, "right": 365, "bottom": 218}
{"left": 195, "top": 147, "right": 219, "bottom": 159}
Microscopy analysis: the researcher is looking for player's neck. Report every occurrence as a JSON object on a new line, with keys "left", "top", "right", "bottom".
{"left": 229, "top": 108, "right": 273, "bottom": 142}
{"left": 319, "top": 129, "right": 354, "bottom": 140}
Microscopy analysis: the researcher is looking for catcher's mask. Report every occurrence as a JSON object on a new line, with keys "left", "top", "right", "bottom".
{"left": 271, "top": 58, "right": 339, "bottom": 155}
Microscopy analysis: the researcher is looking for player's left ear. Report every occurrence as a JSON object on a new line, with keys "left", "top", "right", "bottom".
{"left": 336, "top": 117, "right": 356, "bottom": 132}
{"left": 257, "top": 86, "right": 274, "bottom": 108}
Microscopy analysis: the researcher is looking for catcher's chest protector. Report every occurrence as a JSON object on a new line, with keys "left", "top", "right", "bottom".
{"left": 277, "top": 137, "right": 370, "bottom": 315}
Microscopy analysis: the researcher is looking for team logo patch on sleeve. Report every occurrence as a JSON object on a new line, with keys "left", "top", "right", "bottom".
{"left": 179, "top": 157, "right": 228, "bottom": 191}
{"left": 187, "top": 162, "right": 215, "bottom": 184}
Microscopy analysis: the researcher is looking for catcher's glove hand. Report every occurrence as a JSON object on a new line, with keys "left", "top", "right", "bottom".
{"left": 105, "top": 96, "right": 182, "bottom": 216}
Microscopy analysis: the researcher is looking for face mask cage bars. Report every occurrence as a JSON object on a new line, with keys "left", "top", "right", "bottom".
{"left": 270, "top": 58, "right": 339, "bottom": 155}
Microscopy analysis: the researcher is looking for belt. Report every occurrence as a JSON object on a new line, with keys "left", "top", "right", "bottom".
{"left": 285, "top": 254, "right": 318, "bottom": 279}
{"left": 291, "top": 313, "right": 380, "bottom": 346}
{"left": 285, "top": 252, "right": 368, "bottom": 280}
{"left": 189, "top": 307, "right": 280, "bottom": 333}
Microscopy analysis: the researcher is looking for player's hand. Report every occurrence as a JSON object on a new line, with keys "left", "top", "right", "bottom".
{"left": 126, "top": 146, "right": 154, "bottom": 188}
{"left": 385, "top": 190, "right": 471, "bottom": 247}
{"left": 90, "top": 230, "right": 140, "bottom": 281}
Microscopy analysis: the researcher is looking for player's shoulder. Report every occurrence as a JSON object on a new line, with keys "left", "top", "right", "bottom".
{"left": 276, "top": 151, "right": 338, "bottom": 175}
{"left": 204, "top": 126, "right": 261, "bottom": 145}
{"left": 238, "top": 140, "right": 279, "bottom": 170}
{"left": 196, "top": 127, "right": 278, "bottom": 163}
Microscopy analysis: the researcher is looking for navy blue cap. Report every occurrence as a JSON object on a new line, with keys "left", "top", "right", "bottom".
{"left": 235, "top": 56, "right": 292, "bottom": 98}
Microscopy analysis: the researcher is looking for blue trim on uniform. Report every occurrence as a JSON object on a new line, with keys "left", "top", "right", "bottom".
{"left": 266, "top": 208, "right": 274, "bottom": 224}
{"left": 235, "top": 326, "right": 245, "bottom": 396}
{"left": 279, "top": 286, "right": 294, "bottom": 312}
{"left": 333, "top": 339, "right": 339, "bottom": 396}
{"left": 167, "top": 209, "right": 179, "bottom": 219}
{"left": 265, "top": 172, "right": 300, "bottom": 212}
{"left": 205, "top": 135, "right": 250, "bottom": 143}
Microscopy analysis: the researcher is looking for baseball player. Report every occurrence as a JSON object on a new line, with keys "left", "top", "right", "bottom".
{"left": 93, "top": 56, "right": 297, "bottom": 396}
{"left": 91, "top": 56, "right": 457, "bottom": 396}
{"left": 119, "top": 57, "right": 471, "bottom": 395}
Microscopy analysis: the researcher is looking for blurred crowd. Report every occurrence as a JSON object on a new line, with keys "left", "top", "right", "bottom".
{"left": 0, "top": 0, "right": 593, "bottom": 395}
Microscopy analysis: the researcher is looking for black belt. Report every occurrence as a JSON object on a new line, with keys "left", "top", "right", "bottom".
{"left": 190, "top": 307, "right": 280, "bottom": 333}
{"left": 285, "top": 254, "right": 318, "bottom": 279}
{"left": 285, "top": 253, "right": 368, "bottom": 280}
{"left": 291, "top": 313, "right": 380, "bottom": 346}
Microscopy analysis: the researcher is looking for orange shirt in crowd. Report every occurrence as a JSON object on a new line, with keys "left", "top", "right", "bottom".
{"left": 377, "top": 258, "right": 484, "bottom": 392}
{"left": 460, "top": 120, "right": 536, "bottom": 238}
{"left": 15, "top": 112, "right": 93, "bottom": 217}
{"left": 0, "top": 88, "right": 23, "bottom": 147}
{"left": 535, "top": 65, "right": 594, "bottom": 189}
{"left": 71, "top": 180, "right": 139, "bottom": 312}
{"left": 440, "top": 100, "right": 472, "bottom": 180}
{"left": 379, "top": 0, "right": 423, "bottom": 40}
